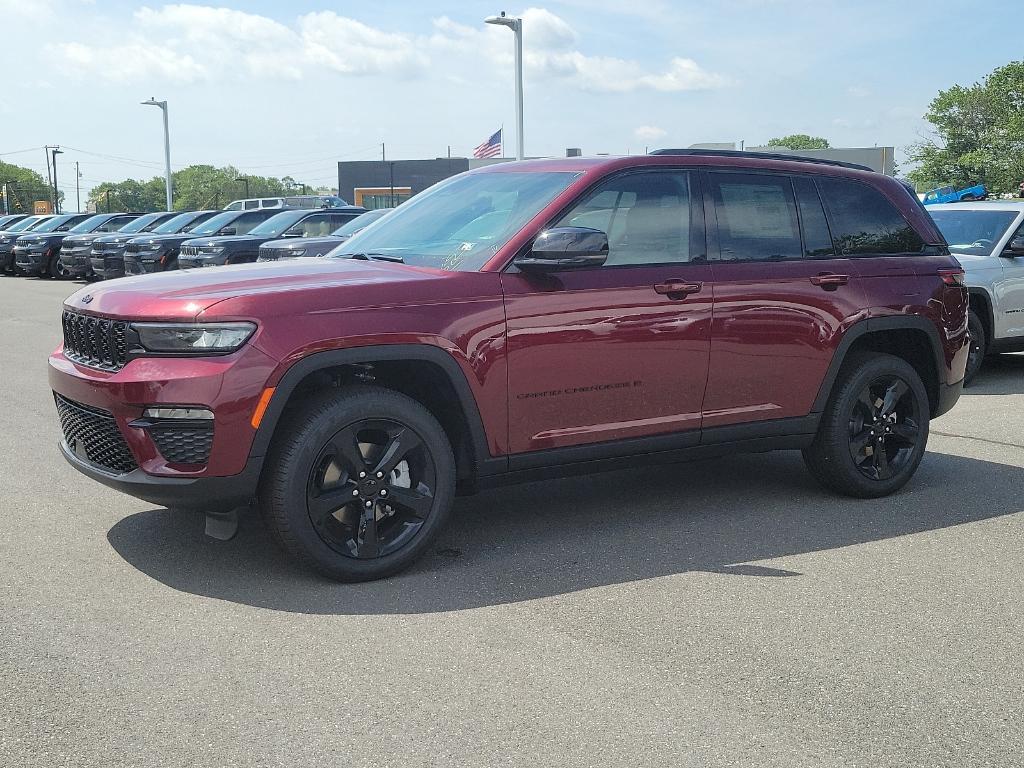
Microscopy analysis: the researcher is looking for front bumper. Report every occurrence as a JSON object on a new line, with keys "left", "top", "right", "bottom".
{"left": 61, "top": 248, "right": 93, "bottom": 276}
{"left": 124, "top": 255, "right": 160, "bottom": 275}
{"left": 48, "top": 341, "right": 279, "bottom": 510}
{"left": 178, "top": 255, "right": 229, "bottom": 270}
{"left": 14, "top": 247, "right": 47, "bottom": 274}
{"left": 90, "top": 252, "right": 127, "bottom": 279}
{"left": 0, "top": 246, "right": 13, "bottom": 270}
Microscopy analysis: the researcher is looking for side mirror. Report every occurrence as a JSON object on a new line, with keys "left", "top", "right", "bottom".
{"left": 1003, "top": 236, "right": 1024, "bottom": 257}
{"left": 514, "top": 227, "right": 609, "bottom": 271}
{"left": 282, "top": 229, "right": 303, "bottom": 238}
{"left": 218, "top": 227, "right": 236, "bottom": 236}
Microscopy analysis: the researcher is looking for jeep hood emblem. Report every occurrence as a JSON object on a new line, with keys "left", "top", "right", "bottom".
{"left": 81, "top": 294, "right": 93, "bottom": 304}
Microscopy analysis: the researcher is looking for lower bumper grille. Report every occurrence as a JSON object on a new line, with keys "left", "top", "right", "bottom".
{"left": 54, "top": 394, "right": 137, "bottom": 473}
{"left": 148, "top": 423, "right": 214, "bottom": 465}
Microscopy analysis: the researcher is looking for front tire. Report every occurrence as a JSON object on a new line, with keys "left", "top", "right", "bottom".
{"left": 48, "top": 252, "right": 72, "bottom": 280}
{"left": 260, "top": 385, "right": 456, "bottom": 581}
{"left": 964, "top": 309, "right": 986, "bottom": 385}
{"left": 803, "top": 352, "right": 929, "bottom": 498}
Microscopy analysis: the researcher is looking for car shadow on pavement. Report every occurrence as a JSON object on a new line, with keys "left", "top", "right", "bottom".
{"left": 968, "top": 354, "right": 1024, "bottom": 396}
{"left": 107, "top": 449, "right": 1024, "bottom": 615}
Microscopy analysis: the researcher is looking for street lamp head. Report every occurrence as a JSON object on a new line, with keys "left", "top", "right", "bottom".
{"left": 485, "top": 12, "right": 519, "bottom": 28}
{"left": 141, "top": 98, "right": 166, "bottom": 108}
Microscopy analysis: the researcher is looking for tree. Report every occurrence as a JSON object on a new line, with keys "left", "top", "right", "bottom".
{"left": 907, "top": 61, "right": 1024, "bottom": 195}
{"left": 766, "top": 134, "right": 830, "bottom": 150}
{"left": 85, "top": 165, "right": 315, "bottom": 212}
{"left": 0, "top": 161, "right": 57, "bottom": 214}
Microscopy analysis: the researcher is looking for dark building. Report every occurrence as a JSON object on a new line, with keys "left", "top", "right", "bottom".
{"left": 336, "top": 157, "right": 509, "bottom": 209}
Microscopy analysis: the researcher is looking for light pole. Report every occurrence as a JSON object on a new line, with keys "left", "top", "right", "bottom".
{"left": 235, "top": 176, "right": 250, "bottom": 198}
{"left": 485, "top": 12, "right": 524, "bottom": 160}
{"left": 50, "top": 147, "right": 64, "bottom": 213}
{"left": 142, "top": 97, "right": 173, "bottom": 210}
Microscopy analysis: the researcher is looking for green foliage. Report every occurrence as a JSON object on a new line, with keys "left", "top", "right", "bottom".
{"left": 907, "top": 61, "right": 1024, "bottom": 195}
{"left": 0, "top": 161, "right": 57, "bottom": 213}
{"left": 766, "top": 134, "right": 830, "bottom": 150}
{"left": 86, "top": 165, "right": 315, "bottom": 212}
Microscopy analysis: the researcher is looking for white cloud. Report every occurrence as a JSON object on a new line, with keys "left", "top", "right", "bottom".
{"left": 431, "top": 7, "right": 727, "bottom": 94}
{"left": 634, "top": 125, "right": 667, "bottom": 141}
{"left": 52, "top": 3, "right": 425, "bottom": 83}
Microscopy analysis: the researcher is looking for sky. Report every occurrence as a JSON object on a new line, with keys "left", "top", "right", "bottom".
{"left": 1, "top": 0, "right": 1021, "bottom": 208}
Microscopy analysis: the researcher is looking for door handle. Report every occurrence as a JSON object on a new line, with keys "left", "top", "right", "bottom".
{"left": 809, "top": 273, "right": 849, "bottom": 290}
{"left": 653, "top": 280, "right": 703, "bottom": 298}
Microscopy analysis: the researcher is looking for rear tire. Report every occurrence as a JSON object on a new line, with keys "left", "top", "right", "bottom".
{"left": 260, "top": 385, "right": 456, "bottom": 581}
{"left": 803, "top": 352, "right": 929, "bottom": 498}
{"left": 964, "top": 309, "right": 986, "bottom": 386}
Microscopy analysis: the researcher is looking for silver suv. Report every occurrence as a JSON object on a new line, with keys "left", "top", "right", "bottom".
{"left": 929, "top": 201, "right": 1024, "bottom": 382}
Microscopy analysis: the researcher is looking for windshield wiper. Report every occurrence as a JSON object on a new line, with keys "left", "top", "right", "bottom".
{"left": 347, "top": 252, "right": 405, "bottom": 263}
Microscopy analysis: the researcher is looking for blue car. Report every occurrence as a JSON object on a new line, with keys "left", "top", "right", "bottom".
{"left": 923, "top": 184, "right": 987, "bottom": 205}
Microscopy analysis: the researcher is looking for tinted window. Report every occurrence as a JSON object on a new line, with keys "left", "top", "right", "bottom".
{"left": 243, "top": 200, "right": 259, "bottom": 210}
{"left": 930, "top": 210, "right": 1019, "bottom": 256}
{"left": 793, "top": 177, "right": 836, "bottom": 258}
{"left": 117, "top": 212, "right": 169, "bottom": 234}
{"left": 230, "top": 210, "right": 276, "bottom": 234}
{"left": 556, "top": 171, "right": 698, "bottom": 266}
{"left": 297, "top": 214, "right": 338, "bottom": 237}
{"left": 5, "top": 216, "right": 44, "bottom": 233}
{"left": 709, "top": 173, "right": 801, "bottom": 261}
{"left": 818, "top": 177, "right": 925, "bottom": 255}
{"left": 332, "top": 210, "right": 389, "bottom": 236}
{"left": 67, "top": 214, "right": 114, "bottom": 233}
{"left": 99, "top": 215, "right": 137, "bottom": 232}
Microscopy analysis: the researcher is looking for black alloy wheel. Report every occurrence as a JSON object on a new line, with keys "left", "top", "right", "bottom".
{"left": 964, "top": 310, "right": 985, "bottom": 385}
{"left": 49, "top": 252, "right": 73, "bottom": 279}
{"left": 847, "top": 375, "right": 922, "bottom": 481}
{"left": 803, "top": 352, "right": 929, "bottom": 498}
{"left": 261, "top": 385, "right": 456, "bottom": 581}
{"left": 306, "top": 419, "right": 436, "bottom": 560}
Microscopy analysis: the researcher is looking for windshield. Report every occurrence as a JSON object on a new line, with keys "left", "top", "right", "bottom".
{"left": 329, "top": 171, "right": 579, "bottom": 271}
{"left": 31, "top": 214, "right": 78, "bottom": 233}
{"left": 154, "top": 211, "right": 204, "bottom": 234}
{"left": 930, "top": 210, "right": 1019, "bottom": 256}
{"left": 248, "top": 210, "right": 309, "bottom": 237}
{"left": 332, "top": 209, "right": 390, "bottom": 236}
{"left": 67, "top": 214, "right": 114, "bottom": 234}
{"left": 5, "top": 216, "right": 44, "bottom": 233}
{"left": 188, "top": 211, "right": 240, "bottom": 236}
{"left": 116, "top": 212, "right": 165, "bottom": 234}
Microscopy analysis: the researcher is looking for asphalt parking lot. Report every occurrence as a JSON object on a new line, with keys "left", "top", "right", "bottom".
{"left": 2, "top": 275, "right": 1023, "bottom": 767}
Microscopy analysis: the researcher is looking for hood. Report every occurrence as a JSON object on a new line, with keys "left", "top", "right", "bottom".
{"left": 16, "top": 233, "right": 58, "bottom": 245}
{"left": 61, "top": 257, "right": 466, "bottom": 321}
{"left": 94, "top": 232, "right": 140, "bottom": 245}
{"left": 62, "top": 232, "right": 107, "bottom": 246}
{"left": 262, "top": 235, "right": 342, "bottom": 251}
{"left": 127, "top": 232, "right": 193, "bottom": 247}
{"left": 183, "top": 234, "right": 263, "bottom": 247}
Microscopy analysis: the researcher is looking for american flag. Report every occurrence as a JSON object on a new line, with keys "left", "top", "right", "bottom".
{"left": 473, "top": 129, "right": 502, "bottom": 159}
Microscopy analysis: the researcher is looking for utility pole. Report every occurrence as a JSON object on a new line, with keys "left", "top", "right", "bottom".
{"left": 75, "top": 161, "right": 81, "bottom": 212}
{"left": 381, "top": 143, "right": 386, "bottom": 162}
{"left": 1, "top": 182, "right": 8, "bottom": 215}
{"left": 50, "top": 147, "right": 63, "bottom": 214}
{"left": 105, "top": 189, "right": 111, "bottom": 213}
{"left": 235, "top": 176, "right": 250, "bottom": 198}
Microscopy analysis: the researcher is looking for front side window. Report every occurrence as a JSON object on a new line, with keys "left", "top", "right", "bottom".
{"left": 818, "top": 177, "right": 925, "bottom": 255}
{"left": 231, "top": 210, "right": 276, "bottom": 234}
{"left": 330, "top": 171, "right": 579, "bottom": 271}
{"left": 118, "top": 212, "right": 167, "bottom": 234}
{"left": 555, "top": 171, "right": 697, "bottom": 266}
{"left": 67, "top": 214, "right": 112, "bottom": 234}
{"left": 709, "top": 172, "right": 801, "bottom": 261}
{"left": 99, "top": 215, "right": 137, "bottom": 232}
{"left": 930, "top": 210, "right": 1019, "bottom": 256}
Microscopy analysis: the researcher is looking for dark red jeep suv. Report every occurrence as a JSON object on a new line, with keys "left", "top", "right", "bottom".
{"left": 49, "top": 151, "right": 969, "bottom": 581}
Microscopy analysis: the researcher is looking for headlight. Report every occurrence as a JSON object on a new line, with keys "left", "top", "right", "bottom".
{"left": 283, "top": 248, "right": 305, "bottom": 258}
{"left": 131, "top": 322, "right": 256, "bottom": 354}
{"left": 199, "top": 247, "right": 225, "bottom": 256}
{"left": 0, "top": 237, "right": 10, "bottom": 245}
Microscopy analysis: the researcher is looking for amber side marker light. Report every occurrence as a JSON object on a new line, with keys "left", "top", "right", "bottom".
{"left": 251, "top": 387, "right": 276, "bottom": 429}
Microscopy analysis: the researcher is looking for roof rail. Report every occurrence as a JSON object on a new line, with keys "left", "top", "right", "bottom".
{"left": 649, "top": 148, "right": 873, "bottom": 172}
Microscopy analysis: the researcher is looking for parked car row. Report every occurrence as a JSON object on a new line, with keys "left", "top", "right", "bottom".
{"left": 0, "top": 201, "right": 390, "bottom": 281}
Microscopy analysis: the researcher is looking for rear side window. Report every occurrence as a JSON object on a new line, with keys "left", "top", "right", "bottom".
{"left": 708, "top": 172, "right": 801, "bottom": 261}
{"left": 793, "top": 177, "right": 835, "bottom": 258}
{"left": 817, "top": 177, "right": 925, "bottom": 255}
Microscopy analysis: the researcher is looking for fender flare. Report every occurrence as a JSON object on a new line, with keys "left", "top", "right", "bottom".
{"left": 966, "top": 287, "right": 994, "bottom": 341}
{"left": 811, "top": 316, "right": 946, "bottom": 414}
{"left": 247, "top": 344, "right": 497, "bottom": 474}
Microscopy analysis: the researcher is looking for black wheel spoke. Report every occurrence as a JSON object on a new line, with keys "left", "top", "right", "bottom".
{"left": 357, "top": 506, "right": 379, "bottom": 558}
{"left": 873, "top": 442, "right": 891, "bottom": 479}
{"left": 890, "top": 422, "right": 918, "bottom": 445}
{"left": 857, "top": 390, "right": 878, "bottom": 418}
{"left": 308, "top": 481, "right": 358, "bottom": 524}
{"left": 880, "top": 379, "right": 908, "bottom": 415}
{"left": 330, "top": 426, "right": 367, "bottom": 475}
{"left": 850, "top": 428, "right": 873, "bottom": 456}
{"left": 371, "top": 428, "right": 422, "bottom": 478}
{"left": 386, "top": 484, "right": 434, "bottom": 519}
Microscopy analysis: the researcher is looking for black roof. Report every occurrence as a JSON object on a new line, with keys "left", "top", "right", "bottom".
{"left": 650, "top": 148, "right": 873, "bottom": 172}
